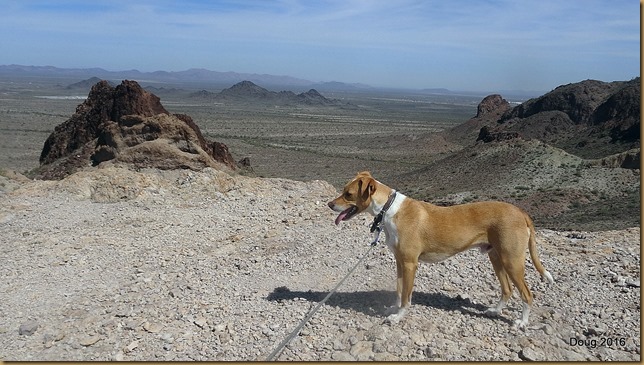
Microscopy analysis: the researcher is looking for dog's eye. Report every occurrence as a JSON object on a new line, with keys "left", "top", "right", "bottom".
{"left": 344, "top": 192, "right": 353, "bottom": 199}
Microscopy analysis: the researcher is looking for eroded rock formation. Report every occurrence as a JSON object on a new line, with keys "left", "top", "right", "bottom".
{"left": 36, "top": 80, "right": 236, "bottom": 179}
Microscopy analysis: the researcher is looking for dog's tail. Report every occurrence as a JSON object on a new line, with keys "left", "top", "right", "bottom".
{"left": 525, "top": 214, "right": 555, "bottom": 284}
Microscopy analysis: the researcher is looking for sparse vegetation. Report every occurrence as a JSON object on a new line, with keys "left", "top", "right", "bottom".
{"left": 0, "top": 76, "right": 639, "bottom": 231}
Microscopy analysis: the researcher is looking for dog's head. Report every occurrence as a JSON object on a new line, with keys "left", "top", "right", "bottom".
{"left": 328, "top": 171, "right": 377, "bottom": 225}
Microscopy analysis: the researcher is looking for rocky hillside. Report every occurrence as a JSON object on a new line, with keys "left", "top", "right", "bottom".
{"left": 0, "top": 166, "right": 639, "bottom": 361}
{"left": 394, "top": 78, "right": 641, "bottom": 231}
{"left": 34, "top": 80, "right": 237, "bottom": 180}
{"left": 485, "top": 78, "right": 640, "bottom": 159}
{"left": 190, "top": 80, "right": 341, "bottom": 106}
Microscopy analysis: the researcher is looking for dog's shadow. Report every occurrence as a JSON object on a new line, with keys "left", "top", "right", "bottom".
{"left": 266, "top": 287, "right": 514, "bottom": 325}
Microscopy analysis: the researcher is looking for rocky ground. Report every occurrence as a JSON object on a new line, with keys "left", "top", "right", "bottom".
{"left": 0, "top": 166, "right": 640, "bottom": 361}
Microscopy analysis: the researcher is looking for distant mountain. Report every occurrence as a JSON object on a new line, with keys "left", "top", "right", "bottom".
{"left": 296, "top": 89, "right": 336, "bottom": 105}
{"left": 0, "top": 64, "right": 111, "bottom": 77}
{"left": 217, "top": 80, "right": 275, "bottom": 99}
{"left": 188, "top": 89, "right": 216, "bottom": 98}
{"left": 192, "top": 80, "right": 344, "bottom": 106}
{"left": 0, "top": 64, "right": 546, "bottom": 96}
{"left": 148, "top": 68, "right": 314, "bottom": 87}
{"left": 0, "top": 64, "right": 316, "bottom": 89}
{"left": 66, "top": 77, "right": 115, "bottom": 90}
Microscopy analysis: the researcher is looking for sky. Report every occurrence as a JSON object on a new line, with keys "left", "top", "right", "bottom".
{"left": 0, "top": 0, "right": 639, "bottom": 91}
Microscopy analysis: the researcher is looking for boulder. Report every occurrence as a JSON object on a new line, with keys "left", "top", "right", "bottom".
{"left": 476, "top": 125, "right": 521, "bottom": 143}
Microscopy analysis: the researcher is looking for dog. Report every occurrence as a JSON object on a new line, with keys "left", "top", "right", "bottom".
{"left": 328, "top": 171, "right": 554, "bottom": 328}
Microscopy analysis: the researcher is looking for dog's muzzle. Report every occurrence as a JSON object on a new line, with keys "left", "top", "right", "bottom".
{"left": 329, "top": 204, "right": 358, "bottom": 225}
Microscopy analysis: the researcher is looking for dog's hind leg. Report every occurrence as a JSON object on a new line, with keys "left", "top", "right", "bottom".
{"left": 485, "top": 249, "right": 512, "bottom": 316}
{"left": 503, "top": 255, "right": 533, "bottom": 329}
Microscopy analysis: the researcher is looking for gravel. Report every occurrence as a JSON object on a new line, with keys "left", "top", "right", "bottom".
{"left": 0, "top": 166, "right": 640, "bottom": 361}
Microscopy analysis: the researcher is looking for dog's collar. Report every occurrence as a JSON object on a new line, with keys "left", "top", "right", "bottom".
{"left": 370, "top": 190, "right": 397, "bottom": 233}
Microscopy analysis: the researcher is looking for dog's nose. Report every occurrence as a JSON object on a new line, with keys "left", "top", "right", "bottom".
{"left": 327, "top": 201, "right": 334, "bottom": 209}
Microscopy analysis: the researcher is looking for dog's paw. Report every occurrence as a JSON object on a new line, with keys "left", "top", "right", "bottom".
{"left": 384, "top": 308, "right": 407, "bottom": 324}
{"left": 513, "top": 319, "right": 528, "bottom": 330}
{"left": 484, "top": 300, "right": 507, "bottom": 317}
{"left": 384, "top": 305, "right": 399, "bottom": 316}
{"left": 384, "top": 314, "right": 401, "bottom": 325}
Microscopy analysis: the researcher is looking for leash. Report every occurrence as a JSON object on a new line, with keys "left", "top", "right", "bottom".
{"left": 266, "top": 232, "right": 382, "bottom": 361}
{"left": 266, "top": 191, "right": 397, "bottom": 360}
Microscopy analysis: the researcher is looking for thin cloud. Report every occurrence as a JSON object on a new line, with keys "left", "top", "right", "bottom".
{"left": 0, "top": 0, "right": 638, "bottom": 90}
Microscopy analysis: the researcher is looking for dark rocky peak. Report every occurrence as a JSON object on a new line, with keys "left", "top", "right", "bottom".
{"left": 111, "top": 80, "right": 168, "bottom": 120}
{"left": 477, "top": 78, "right": 639, "bottom": 159}
{"left": 36, "top": 80, "right": 236, "bottom": 179}
{"left": 501, "top": 79, "right": 622, "bottom": 125}
{"left": 476, "top": 94, "right": 510, "bottom": 118}
{"left": 40, "top": 80, "right": 169, "bottom": 166}
{"left": 591, "top": 77, "right": 640, "bottom": 142}
{"left": 443, "top": 94, "right": 512, "bottom": 143}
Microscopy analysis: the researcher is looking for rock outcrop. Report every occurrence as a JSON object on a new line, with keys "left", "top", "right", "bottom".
{"left": 446, "top": 78, "right": 640, "bottom": 159}
{"left": 591, "top": 79, "right": 641, "bottom": 143}
{"left": 476, "top": 125, "right": 521, "bottom": 143}
{"left": 500, "top": 79, "right": 620, "bottom": 125}
{"left": 36, "top": 80, "right": 236, "bottom": 179}
{"left": 588, "top": 148, "right": 641, "bottom": 169}
{"left": 476, "top": 94, "right": 511, "bottom": 118}
{"left": 444, "top": 94, "right": 511, "bottom": 143}
{"left": 495, "top": 78, "right": 640, "bottom": 158}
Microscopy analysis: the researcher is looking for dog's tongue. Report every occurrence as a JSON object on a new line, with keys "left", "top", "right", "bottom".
{"left": 335, "top": 208, "right": 352, "bottom": 225}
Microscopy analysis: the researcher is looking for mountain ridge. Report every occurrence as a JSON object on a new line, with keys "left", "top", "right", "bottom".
{"left": 0, "top": 64, "right": 313, "bottom": 88}
{"left": 0, "top": 64, "right": 548, "bottom": 96}
{"left": 190, "top": 80, "right": 343, "bottom": 106}
{"left": 492, "top": 77, "right": 640, "bottom": 158}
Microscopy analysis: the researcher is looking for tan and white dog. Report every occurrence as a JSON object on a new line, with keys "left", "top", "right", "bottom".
{"left": 328, "top": 171, "right": 554, "bottom": 328}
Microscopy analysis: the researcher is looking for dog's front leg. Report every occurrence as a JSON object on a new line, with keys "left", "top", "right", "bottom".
{"left": 386, "top": 258, "right": 417, "bottom": 324}
{"left": 384, "top": 256, "right": 403, "bottom": 316}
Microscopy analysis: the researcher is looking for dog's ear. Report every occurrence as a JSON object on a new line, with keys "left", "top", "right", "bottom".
{"left": 366, "top": 179, "right": 376, "bottom": 197}
{"left": 357, "top": 171, "right": 372, "bottom": 178}
{"left": 358, "top": 177, "right": 376, "bottom": 200}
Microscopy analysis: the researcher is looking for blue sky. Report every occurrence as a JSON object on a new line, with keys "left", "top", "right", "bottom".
{"left": 0, "top": 0, "right": 639, "bottom": 91}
